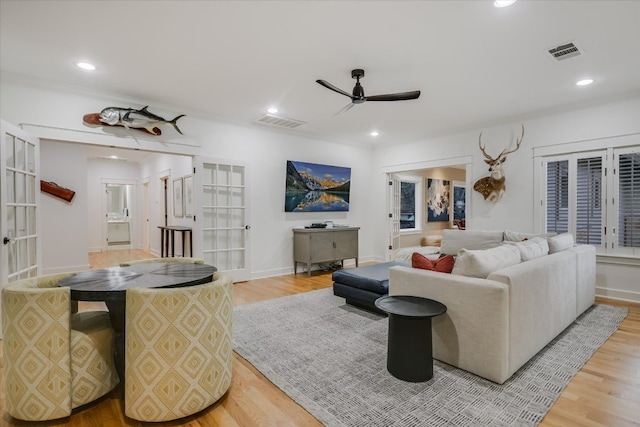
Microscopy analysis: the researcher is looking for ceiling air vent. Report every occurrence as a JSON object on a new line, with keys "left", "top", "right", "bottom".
{"left": 255, "top": 114, "right": 306, "bottom": 129}
{"left": 547, "top": 41, "right": 584, "bottom": 61}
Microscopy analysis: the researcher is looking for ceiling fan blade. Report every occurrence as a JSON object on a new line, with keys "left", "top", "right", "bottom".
{"left": 316, "top": 79, "right": 354, "bottom": 99}
{"left": 333, "top": 102, "right": 356, "bottom": 116}
{"left": 366, "top": 90, "right": 421, "bottom": 102}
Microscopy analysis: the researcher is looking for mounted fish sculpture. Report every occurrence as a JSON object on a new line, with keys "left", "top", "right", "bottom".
{"left": 83, "top": 106, "right": 185, "bottom": 136}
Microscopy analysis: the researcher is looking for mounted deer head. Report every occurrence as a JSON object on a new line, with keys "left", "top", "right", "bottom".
{"left": 473, "top": 125, "right": 524, "bottom": 202}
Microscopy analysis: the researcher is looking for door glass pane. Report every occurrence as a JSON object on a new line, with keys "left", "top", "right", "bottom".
{"left": 202, "top": 164, "right": 215, "bottom": 184}
{"left": 16, "top": 206, "right": 26, "bottom": 237}
{"left": 28, "top": 206, "right": 37, "bottom": 234}
{"left": 231, "top": 229, "right": 244, "bottom": 249}
{"left": 218, "top": 208, "right": 230, "bottom": 228}
{"left": 202, "top": 209, "right": 216, "bottom": 228}
{"left": 218, "top": 187, "right": 230, "bottom": 207}
{"left": 7, "top": 206, "right": 16, "bottom": 238}
{"left": 217, "top": 229, "right": 230, "bottom": 248}
{"left": 231, "top": 249, "right": 245, "bottom": 269}
{"left": 16, "top": 172, "right": 26, "bottom": 204}
{"left": 202, "top": 186, "right": 216, "bottom": 206}
{"left": 28, "top": 237, "right": 37, "bottom": 266}
{"left": 231, "top": 166, "right": 244, "bottom": 186}
{"left": 27, "top": 174, "right": 35, "bottom": 204}
{"left": 203, "top": 229, "right": 216, "bottom": 250}
{"left": 217, "top": 165, "right": 230, "bottom": 185}
{"left": 17, "top": 238, "right": 27, "bottom": 271}
{"left": 6, "top": 170, "right": 15, "bottom": 203}
{"left": 231, "top": 187, "right": 244, "bottom": 207}
{"left": 231, "top": 208, "right": 244, "bottom": 228}
{"left": 5, "top": 133, "right": 15, "bottom": 168}
{"left": 27, "top": 142, "right": 35, "bottom": 173}
{"left": 217, "top": 251, "right": 230, "bottom": 271}
{"left": 15, "top": 138, "right": 25, "bottom": 171}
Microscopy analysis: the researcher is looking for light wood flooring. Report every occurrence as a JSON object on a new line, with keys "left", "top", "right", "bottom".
{"left": 1, "top": 249, "right": 638, "bottom": 426}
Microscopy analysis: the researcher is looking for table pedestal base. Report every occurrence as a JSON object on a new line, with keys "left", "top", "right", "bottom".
{"left": 387, "top": 315, "right": 434, "bottom": 382}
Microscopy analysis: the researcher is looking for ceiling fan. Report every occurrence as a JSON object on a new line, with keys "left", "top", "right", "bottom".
{"left": 316, "top": 69, "right": 421, "bottom": 115}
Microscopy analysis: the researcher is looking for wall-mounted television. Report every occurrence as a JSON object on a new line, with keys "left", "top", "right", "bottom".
{"left": 285, "top": 160, "right": 351, "bottom": 212}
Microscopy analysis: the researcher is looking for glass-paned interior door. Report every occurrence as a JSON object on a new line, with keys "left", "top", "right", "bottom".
{"left": 1, "top": 120, "right": 40, "bottom": 335}
{"left": 387, "top": 174, "right": 401, "bottom": 261}
{"left": 195, "top": 158, "right": 249, "bottom": 282}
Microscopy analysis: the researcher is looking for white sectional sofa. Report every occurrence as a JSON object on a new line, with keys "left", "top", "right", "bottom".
{"left": 388, "top": 229, "right": 596, "bottom": 384}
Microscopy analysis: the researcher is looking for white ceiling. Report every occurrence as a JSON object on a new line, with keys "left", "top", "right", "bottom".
{"left": 1, "top": 1, "right": 640, "bottom": 149}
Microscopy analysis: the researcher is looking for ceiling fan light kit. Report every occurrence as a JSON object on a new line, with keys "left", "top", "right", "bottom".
{"left": 316, "top": 68, "right": 421, "bottom": 114}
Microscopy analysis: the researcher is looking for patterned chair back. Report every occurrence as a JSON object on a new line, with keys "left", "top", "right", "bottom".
{"left": 124, "top": 272, "right": 233, "bottom": 421}
{"left": 2, "top": 273, "right": 119, "bottom": 421}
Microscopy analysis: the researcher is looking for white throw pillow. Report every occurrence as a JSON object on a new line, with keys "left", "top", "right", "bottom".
{"left": 547, "top": 233, "right": 575, "bottom": 253}
{"left": 440, "top": 229, "right": 504, "bottom": 256}
{"left": 506, "top": 237, "right": 549, "bottom": 261}
{"left": 452, "top": 244, "right": 521, "bottom": 279}
{"left": 503, "top": 230, "right": 557, "bottom": 242}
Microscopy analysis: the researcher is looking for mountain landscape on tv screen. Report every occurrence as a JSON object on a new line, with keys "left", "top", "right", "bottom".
{"left": 285, "top": 160, "right": 351, "bottom": 212}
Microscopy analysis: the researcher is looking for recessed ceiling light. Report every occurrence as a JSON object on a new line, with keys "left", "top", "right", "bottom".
{"left": 267, "top": 107, "right": 278, "bottom": 114}
{"left": 494, "top": 0, "right": 516, "bottom": 7}
{"left": 370, "top": 131, "right": 379, "bottom": 137}
{"left": 576, "top": 78, "right": 594, "bottom": 86}
{"left": 76, "top": 62, "right": 96, "bottom": 71}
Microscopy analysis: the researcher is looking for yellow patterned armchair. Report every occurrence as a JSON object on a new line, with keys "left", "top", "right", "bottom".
{"left": 125, "top": 272, "right": 233, "bottom": 421}
{"left": 119, "top": 257, "right": 204, "bottom": 267}
{"left": 1, "top": 273, "right": 120, "bottom": 421}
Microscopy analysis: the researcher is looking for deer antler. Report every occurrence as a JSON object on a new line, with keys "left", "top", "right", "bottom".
{"left": 497, "top": 125, "right": 525, "bottom": 158}
{"left": 478, "top": 132, "right": 493, "bottom": 160}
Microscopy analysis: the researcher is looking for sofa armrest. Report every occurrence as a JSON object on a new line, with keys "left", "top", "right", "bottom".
{"left": 389, "top": 266, "right": 511, "bottom": 383}
{"left": 487, "top": 250, "right": 577, "bottom": 379}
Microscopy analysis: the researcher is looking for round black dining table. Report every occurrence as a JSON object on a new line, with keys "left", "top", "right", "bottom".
{"left": 59, "top": 262, "right": 216, "bottom": 397}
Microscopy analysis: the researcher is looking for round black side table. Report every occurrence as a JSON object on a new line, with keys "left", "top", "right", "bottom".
{"left": 375, "top": 295, "right": 447, "bottom": 382}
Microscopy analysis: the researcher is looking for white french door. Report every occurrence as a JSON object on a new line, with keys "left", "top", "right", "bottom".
{"left": 193, "top": 157, "right": 250, "bottom": 282}
{"left": 1, "top": 120, "right": 40, "bottom": 335}
{"left": 387, "top": 174, "right": 401, "bottom": 261}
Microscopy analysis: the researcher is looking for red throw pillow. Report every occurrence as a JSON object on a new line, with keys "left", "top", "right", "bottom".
{"left": 411, "top": 253, "right": 454, "bottom": 273}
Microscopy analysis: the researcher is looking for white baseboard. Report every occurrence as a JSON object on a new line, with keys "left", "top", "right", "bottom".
{"left": 596, "top": 286, "right": 640, "bottom": 303}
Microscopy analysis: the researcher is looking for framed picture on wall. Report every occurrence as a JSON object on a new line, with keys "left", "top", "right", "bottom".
{"left": 426, "top": 178, "right": 450, "bottom": 222}
{"left": 173, "top": 177, "right": 184, "bottom": 217}
{"left": 183, "top": 175, "right": 193, "bottom": 217}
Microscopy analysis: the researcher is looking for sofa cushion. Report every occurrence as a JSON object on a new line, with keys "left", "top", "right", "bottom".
{"left": 452, "top": 244, "right": 521, "bottom": 278}
{"left": 548, "top": 233, "right": 574, "bottom": 253}
{"left": 412, "top": 253, "right": 454, "bottom": 273}
{"left": 505, "top": 237, "right": 549, "bottom": 261}
{"left": 440, "top": 229, "right": 504, "bottom": 256}
{"left": 503, "top": 230, "right": 556, "bottom": 242}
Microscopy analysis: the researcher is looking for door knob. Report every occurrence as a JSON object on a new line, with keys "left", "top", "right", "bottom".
{"left": 3, "top": 237, "right": 16, "bottom": 245}
{"left": 245, "top": 225, "right": 251, "bottom": 230}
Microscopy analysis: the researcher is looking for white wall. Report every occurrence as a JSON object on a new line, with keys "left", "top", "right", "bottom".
{"left": 1, "top": 80, "right": 376, "bottom": 279}
{"left": 39, "top": 140, "right": 89, "bottom": 272}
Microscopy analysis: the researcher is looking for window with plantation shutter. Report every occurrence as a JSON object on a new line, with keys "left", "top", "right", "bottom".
{"left": 576, "top": 157, "right": 602, "bottom": 245}
{"left": 540, "top": 143, "right": 640, "bottom": 256}
{"left": 546, "top": 160, "right": 569, "bottom": 234}
{"left": 617, "top": 152, "right": 640, "bottom": 248}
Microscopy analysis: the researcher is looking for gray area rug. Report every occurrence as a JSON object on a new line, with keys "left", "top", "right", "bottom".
{"left": 233, "top": 289, "right": 628, "bottom": 427}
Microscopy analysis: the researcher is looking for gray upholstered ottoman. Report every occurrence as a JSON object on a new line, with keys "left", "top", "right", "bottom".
{"left": 332, "top": 262, "right": 409, "bottom": 313}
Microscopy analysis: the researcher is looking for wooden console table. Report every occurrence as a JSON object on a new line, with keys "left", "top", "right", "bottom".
{"left": 158, "top": 226, "right": 193, "bottom": 257}
{"left": 293, "top": 227, "right": 359, "bottom": 276}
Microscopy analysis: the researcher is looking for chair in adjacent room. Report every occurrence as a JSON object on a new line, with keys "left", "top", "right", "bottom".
{"left": 119, "top": 257, "right": 204, "bottom": 266}
{"left": 1, "top": 273, "right": 120, "bottom": 421}
{"left": 124, "top": 272, "right": 233, "bottom": 421}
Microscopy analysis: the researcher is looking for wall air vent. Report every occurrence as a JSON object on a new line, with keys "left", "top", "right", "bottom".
{"left": 547, "top": 41, "right": 584, "bottom": 61}
{"left": 255, "top": 114, "right": 306, "bottom": 129}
